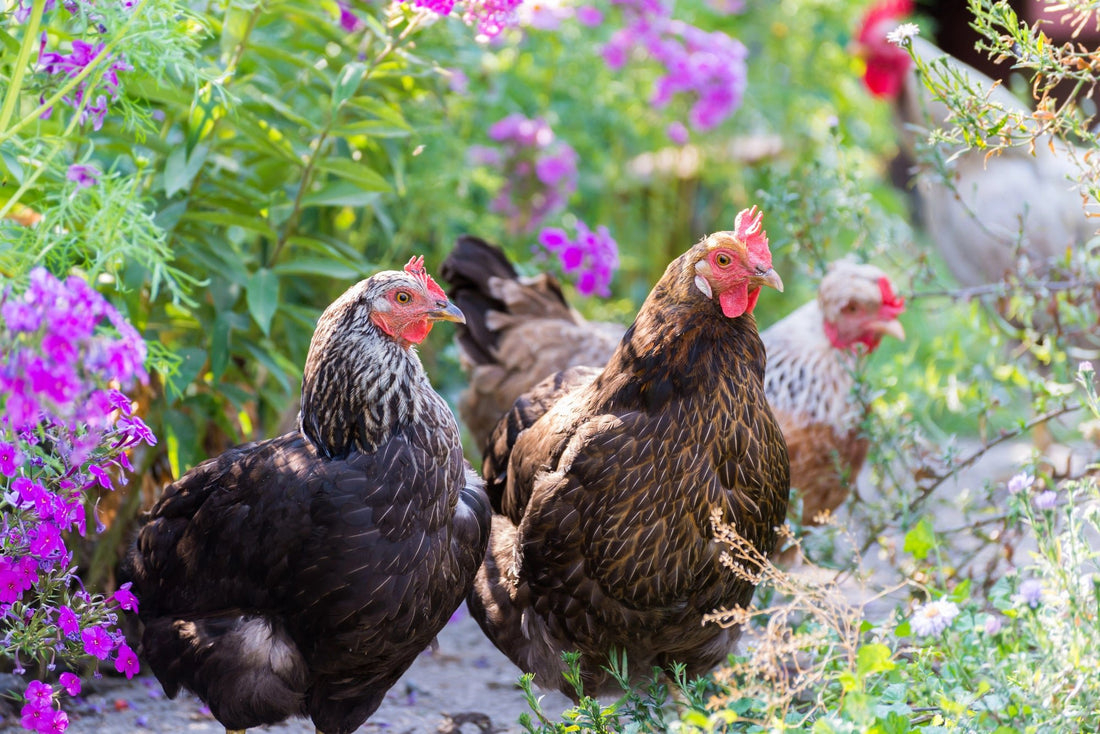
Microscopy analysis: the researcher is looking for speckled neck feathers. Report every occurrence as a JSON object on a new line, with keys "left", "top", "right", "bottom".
{"left": 595, "top": 250, "right": 767, "bottom": 410}
{"left": 299, "top": 290, "right": 433, "bottom": 459}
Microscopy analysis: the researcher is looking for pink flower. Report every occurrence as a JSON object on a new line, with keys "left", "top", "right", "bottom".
{"left": 114, "top": 642, "right": 140, "bottom": 678}
{"left": 576, "top": 5, "right": 603, "bottom": 25}
{"left": 112, "top": 582, "right": 138, "bottom": 612}
{"left": 81, "top": 625, "right": 114, "bottom": 659}
{"left": 57, "top": 606, "right": 80, "bottom": 636}
{"left": 23, "top": 680, "right": 54, "bottom": 706}
{"left": 59, "top": 672, "right": 81, "bottom": 696}
{"left": 0, "top": 440, "right": 20, "bottom": 475}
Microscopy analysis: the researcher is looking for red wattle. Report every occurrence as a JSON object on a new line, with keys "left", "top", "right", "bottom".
{"left": 719, "top": 286, "right": 756, "bottom": 318}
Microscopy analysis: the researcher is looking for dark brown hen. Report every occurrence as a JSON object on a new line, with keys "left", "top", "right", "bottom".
{"left": 124, "top": 259, "right": 490, "bottom": 734}
{"left": 461, "top": 208, "right": 790, "bottom": 697}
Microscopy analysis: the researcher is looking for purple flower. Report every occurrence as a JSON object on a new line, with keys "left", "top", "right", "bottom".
{"left": 983, "top": 614, "right": 1003, "bottom": 635}
{"left": 20, "top": 702, "right": 50, "bottom": 732}
{"left": 87, "top": 463, "right": 112, "bottom": 489}
{"left": 38, "top": 39, "right": 130, "bottom": 130}
{"left": 45, "top": 709, "right": 68, "bottom": 733}
{"left": 0, "top": 565, "right": 25, "bottom": 603}
{"left": 81, "top": 625, "right": 114, "bottom": 659}
{"left": 576, "top": 5, "right": 603, "bottom": 25}
{"left": 1007, "top": 472, "right": 1034, "bottom": 495}
{"left": 336, "top": 0, "right": 363, "bottom": 31}
{"left": 59, "top": 672, "right": 80, "bottom": 697}
{"left": 535, "top": 148, "right": 578, "bottom": 187}
{"left": 667, "top": 121, "right": 689, "bottom": 144}
{"left": 0, "top": 440, "right": 20, "bottom": 476}
{"left": 909, "top": 599, "right": 959, "bottom": 637}
{"left": 535, "top": 220, "right": 620, "bottom": 297}
{"left": 114, "top": 642, "right": 140, "bottom": 678}
{"left": 1033, "top": 490, "right": 1058, "bottom": 510}
{"left": 66, "top": 163, "right": 99, "bottom": 188}
{"left": 57, "top": 606, "right": 80, "bottom": 637}
{"left": 24, "top": 680, "right": 54, "bottom": 706}
{"left": 112, "top": 582, "right": 138, "bottom": 612}
{"left": 1013, "top": 579, "right": 1044, "bottom": 609}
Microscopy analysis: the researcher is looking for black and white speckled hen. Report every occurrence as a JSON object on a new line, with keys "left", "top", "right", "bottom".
{"left": 124, "top": 258, "right": 490, "bottom": 734}
{"left": 458, "top": 208, "right": 791, "bottom": 697}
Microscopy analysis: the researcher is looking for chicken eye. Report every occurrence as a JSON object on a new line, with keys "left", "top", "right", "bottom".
{"left": 395, "top": 291, "right": 411, "bottom": 304}
{"left": 715, "top": 252, "right": 732, "bottom": 268}
{"left": 842, "top": 302, "right": 858, "bottom": 314}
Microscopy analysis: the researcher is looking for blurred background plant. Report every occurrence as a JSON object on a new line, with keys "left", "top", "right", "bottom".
{"left": 2, "top": 0, "right": 1099, "bottom": 727}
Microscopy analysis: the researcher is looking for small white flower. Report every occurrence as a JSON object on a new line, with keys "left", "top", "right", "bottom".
{"left": 1007, "top": 472, "right": 1034, "bottom": 495}
{"left": 1079, "top": 360, "right": 1094, "bottom": 376}
{"left": 910, "top": 599, "right": 960, "bottom": 637}
{"left": 886, "top": 22, "right": 920, "bottom": 47}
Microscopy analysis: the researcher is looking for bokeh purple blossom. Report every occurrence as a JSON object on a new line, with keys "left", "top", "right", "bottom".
{"left": 398, "top": 0, "right": 521, "bottom": 38}
{"left": 601, "top": 0, "right": 747, "bottom": 138}
{"left": 537, "top": 220, "right": 620, "bottom": 297}
{"left": 1013, "top": 579, "right": 1044, "bottom": 609}
{"left": 2, "top": 268, "right": 155, "bottom": 732}
{"left": 470, "top": 114, "right": 578, "bottom": 235}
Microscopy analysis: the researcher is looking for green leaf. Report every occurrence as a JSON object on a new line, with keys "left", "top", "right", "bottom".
{"left": 210, "top": 312, "right": 232, "bottom": 379}
{"left": 333, "top": 62, "right": 367, "bottom": 110}
{"left": 164, "top": 144, "right": 208, "bottom": 198}
{"left": 246, "top": 268, "right": 280, "bottom": 336}
{"left": 0, "top": 26, "right": 22, "bottom": 55}
{"left": 856, "top": 643, "right": 896, "bottom": 678}
{"left": 314, "top": 158, "right": 391, "bottom": 192}
{"left": 903, "top": 516, "right": 937, "bottom": 561}
{"left": 301, "top": 181, "right": 383, "bottom": 208}
{"left": 272, "top": 257, "right": 365, "bottom": 279}
{"left": 163, "top": 347, "right": 208, "bottom": 398}
{"left": 182, "top": 210, "right": 278, "bottom": 239}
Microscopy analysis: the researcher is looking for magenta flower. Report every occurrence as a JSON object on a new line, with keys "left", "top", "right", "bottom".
{"left": 23, "top": 680, "right": 54, "bottom": 706}
{"left": 57, "top": 606, "right": 80, "bottom": 636}
{"left": 666, "top": 121, "right": 689, "bottom": 144}
{"left": 114, "top": 642, "right": 140, "bottom": 678}
{"left": 45, "top": 709, "right": 69, "bottom": 733}
{"left": 87, "top": 463, "right": 112, "bottom": 489}
{"left": 0, "top": 564, "right": 26, "bottom": 603}
{"left": 112, "top": 582, "right": 138, "bottom": 612}
{"left": 0, "top": 440, "right": 20, "bottom": 476}
{"left": 20, "top": 702, "right": 51, "bottom": 732}
{"left": 336, "top": 0, "right": 363, "bottom": 31}
{"left": 576, "top": 5, "right": 603, "bottom": 25}
{"left": 59, "top": 672, "right": 81, "bottom": 696}
{"left": 537, "top": 220, "right": 620, "bottom": 297}
{"left": 38, "top": 39, "right": 131, "bottom": 129}
{"left": 81, "top": 625, "right": 114, "bottom": 659}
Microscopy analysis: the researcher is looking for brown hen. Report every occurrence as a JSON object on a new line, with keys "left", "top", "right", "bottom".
{"left": 457, "top": 208, "right": 790, "bottom": 697}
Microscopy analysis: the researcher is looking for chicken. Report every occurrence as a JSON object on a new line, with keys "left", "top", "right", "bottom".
{"left": 762, "top": 261, "right": 905, "bottom": 526}
{"left": 855, "top": 0, "right": 1094, "bottom": 292}
{"left": 440, "top": 235, "right": 625, "bottom": 453}
{"left": 460, "top": 207, "right": 790, "bottom": 697}
{"left": 124, "top": 258, "right": 490, "bottom": 734}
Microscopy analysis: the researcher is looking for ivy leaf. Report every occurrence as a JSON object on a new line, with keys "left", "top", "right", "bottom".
{"left": 246, "top": 268, "right": 280, "bottom": 336}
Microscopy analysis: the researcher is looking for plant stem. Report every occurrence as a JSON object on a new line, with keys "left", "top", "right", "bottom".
{"left": 0, "top": 0, "right": 48, "bottom": 136}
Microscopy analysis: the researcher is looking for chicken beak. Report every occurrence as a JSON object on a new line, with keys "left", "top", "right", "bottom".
{"left": 755, "top": 268, "right": 784, "bottom": 293}
{"left": 428, "top": 301, "right": 466, "bottom": 324}
{"left": 868, "top": 318, "right": 905, "bottom": 341}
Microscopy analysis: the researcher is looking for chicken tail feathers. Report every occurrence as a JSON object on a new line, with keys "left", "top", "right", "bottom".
{"left": 141, "top": 614, "right": 308, "bottom": 730}
{"left": 441, "top": 235, "right": 578, "bottom": 367}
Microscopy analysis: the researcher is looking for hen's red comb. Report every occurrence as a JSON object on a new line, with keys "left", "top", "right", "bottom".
{"left": 404, "top": 256, "right": 447, "bottom": 299}
{"left": 857, "top": 0, "right": 913, "bottom": 43}
{"left": 734, "top": 206, "right": 771, "bottom": 265}
{"left": 877, "top": 275, "right": 906, "bottom": 319}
